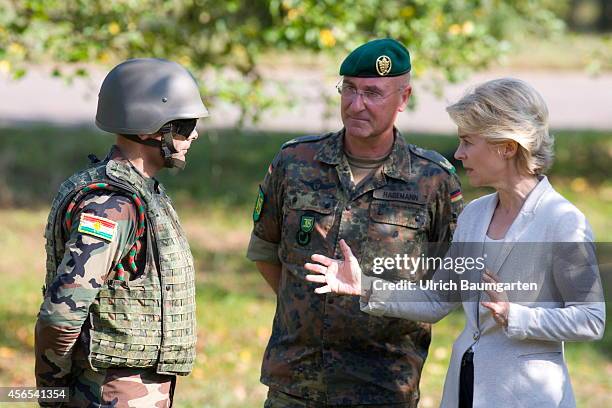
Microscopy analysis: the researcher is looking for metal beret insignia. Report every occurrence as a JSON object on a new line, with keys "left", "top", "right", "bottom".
{"left": 376, "top": 55, "right": 392, "bottom": 76}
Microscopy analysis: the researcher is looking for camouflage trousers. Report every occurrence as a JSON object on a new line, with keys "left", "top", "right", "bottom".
{"left": 63, "top": 364, "right": 175, "bottom": 408}
{"left": 264, "top": 389, "right": 418, "bottom": 408}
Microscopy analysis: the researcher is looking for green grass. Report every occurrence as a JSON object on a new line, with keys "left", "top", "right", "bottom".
{"left": 0, "top": 126, "right": 610, "bottom": 406}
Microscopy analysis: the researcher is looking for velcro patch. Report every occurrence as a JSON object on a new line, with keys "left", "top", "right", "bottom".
{"left": 77, "top": 213, "right": 117, "bottom": 242}
{"left": 373, "top": 189, "right": 424, "bottom": 204}
{"left": 253, "top": 186, "right": 264, "bottom": 222}
{"left": 450, "top": 189, "right": 463, "bottom": 203}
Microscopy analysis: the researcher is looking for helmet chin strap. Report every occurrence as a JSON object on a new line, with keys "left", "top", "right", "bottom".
{"left": 121, "top": 129, "right": 186, "bottom": 170}
{"left": 160, "top": 128, "right": 186, "bottom": 170}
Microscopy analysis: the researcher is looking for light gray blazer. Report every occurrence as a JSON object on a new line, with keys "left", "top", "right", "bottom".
{"left": 362, "top": 176, "right": 605, "bottom": 408}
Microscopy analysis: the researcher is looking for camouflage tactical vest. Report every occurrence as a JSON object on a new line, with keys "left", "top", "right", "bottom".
{"left": 44, "top": 154, "right": 196, "bottom": 375}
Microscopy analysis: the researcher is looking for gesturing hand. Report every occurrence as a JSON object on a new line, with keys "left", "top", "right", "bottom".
{"left": 304, "top": 239, "right": 362, "bottom": 296}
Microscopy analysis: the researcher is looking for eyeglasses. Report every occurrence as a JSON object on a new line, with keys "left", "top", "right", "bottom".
{"left": 336, "top": 81, "right": 405, "bottom": 105}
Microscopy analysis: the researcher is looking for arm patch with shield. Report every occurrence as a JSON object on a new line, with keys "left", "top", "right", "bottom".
{"left": 253, "top": 185, "right": 265, "bottom": 222}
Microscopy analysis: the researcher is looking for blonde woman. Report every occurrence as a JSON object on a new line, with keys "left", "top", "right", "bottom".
{"left": 304, "top": 78, "right": 605, "bottom": 408}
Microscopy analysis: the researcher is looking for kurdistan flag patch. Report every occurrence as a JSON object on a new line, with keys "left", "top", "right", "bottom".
{"left": 77, "top": 213, "right": 117, "bottom": 242}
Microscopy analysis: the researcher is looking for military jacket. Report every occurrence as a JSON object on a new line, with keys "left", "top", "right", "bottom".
{"left": 247, "top": 129, "right": 463, "bottom": 404}
{"left": 36, "top": 147, "right": 196, "bottom": 389}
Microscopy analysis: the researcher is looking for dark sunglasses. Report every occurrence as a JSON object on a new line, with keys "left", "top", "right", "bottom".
{"left": 160, "top": 119, "right": 197, "bottom": 138}
{"left": 172, "top": 119, "right": 198, "bottom": 137}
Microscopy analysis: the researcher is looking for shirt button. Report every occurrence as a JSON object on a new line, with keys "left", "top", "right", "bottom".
{"left": 165, "top": 285, "right": 171, "bottom": 291}
{"left": 345, "top": 204, "right": 352, "bottom": 211}
{"left": 473, "top": 330, "right": 480, "bottom": 340}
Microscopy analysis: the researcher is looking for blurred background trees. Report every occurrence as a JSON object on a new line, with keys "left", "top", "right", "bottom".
{"left": 566, "top": 0, "right": 612, "bottom": 31}
{"left": 0, "top": 0, "right": 575, "bottom": 122}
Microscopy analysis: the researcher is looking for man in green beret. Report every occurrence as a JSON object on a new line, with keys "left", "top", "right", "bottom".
{"left": 247, "top": 38, "right": 464, "bottom": 407}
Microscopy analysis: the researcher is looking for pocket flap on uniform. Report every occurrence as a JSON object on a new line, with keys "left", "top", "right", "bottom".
{"left": 369, "top": 201, "right": 427, "bottom": 228}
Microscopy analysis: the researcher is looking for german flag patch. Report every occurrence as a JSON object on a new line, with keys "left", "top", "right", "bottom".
{"left": 450, "top": 189, "right": 463, "bottom": 203}
{"left": 77, "top": 213, "right": 117, "bottom": 242}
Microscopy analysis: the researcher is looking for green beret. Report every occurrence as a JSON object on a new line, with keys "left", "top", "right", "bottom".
{"left": 339, "top": 38, "right": 411, "bottom": 77}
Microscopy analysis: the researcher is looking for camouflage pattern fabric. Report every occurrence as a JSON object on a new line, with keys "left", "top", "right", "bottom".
{"left": 36, "top": 191, "right": 140, "bottom": 391}
{"left": 67, "top": 365, "right": 175, "bottom": 408}
{"left": 247, "top": 129, "right": 464, "bottom": 405}
{"left": 264, "top": 388, "right": 416, "bottom": 408}
{"left": 36, "top": 147, "right": 196, "bottom": 406}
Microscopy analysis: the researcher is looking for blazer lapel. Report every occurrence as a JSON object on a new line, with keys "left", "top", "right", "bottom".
{"left": 473, "top": 194, "right": 497, "bottom": 242}
{"left": 490, "top": 176, "right": 552, "bottom": 274}
{"left": 490, "top": 220, "right": 528, "bottom": 274}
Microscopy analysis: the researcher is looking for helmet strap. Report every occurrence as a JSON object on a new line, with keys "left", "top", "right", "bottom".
{"left": 120, "top": 126, "right": 187, "bottom": 170}
{"left": 121, "top": 133, "right": 162, "bottom": 148}
{"left": 160, "top": 125, "right": 186, "bottom": 170}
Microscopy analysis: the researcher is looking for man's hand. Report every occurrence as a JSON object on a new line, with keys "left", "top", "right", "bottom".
{"left": 305, "top": 239, "right": 362, "bottom": 296}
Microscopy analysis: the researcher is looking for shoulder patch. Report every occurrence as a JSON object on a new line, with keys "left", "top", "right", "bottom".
{"left": 77, "top": 213, "right": 117, "bottom": 242}
{"left": 253, "top": 185, "right": 264, "bottom": 222}
{"left": 281, "top": 132, "right": 334, "bottom": 149}
{"left": 450, "top": 189, "right": 463, "bottom": 203}
{"left": 409, "top": 144, "right": 456, "bottom": 174}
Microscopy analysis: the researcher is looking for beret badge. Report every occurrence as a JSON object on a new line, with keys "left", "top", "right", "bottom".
{"left": 376, "top": 55, "right": 392, "bottom": 76}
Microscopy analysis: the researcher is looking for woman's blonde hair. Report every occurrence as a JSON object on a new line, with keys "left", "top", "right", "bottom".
{"left": 446, "top": 77, "right": 554, "bottom": 175}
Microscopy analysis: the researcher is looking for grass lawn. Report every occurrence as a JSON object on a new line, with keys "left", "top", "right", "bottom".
{"left": 0, "top": 126, "right": 610, "bottom": 406}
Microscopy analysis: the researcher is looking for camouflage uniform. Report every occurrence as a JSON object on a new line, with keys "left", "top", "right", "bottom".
{"left": 247, "top": 129, "right": 463, "bottom": 406}
{"left": 35, "top": 146, "right": 195, "bottom": 407}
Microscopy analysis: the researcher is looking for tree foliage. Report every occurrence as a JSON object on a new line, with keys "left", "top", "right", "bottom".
{"left": 0, "top": 0, "right": 564, "bottom": 123}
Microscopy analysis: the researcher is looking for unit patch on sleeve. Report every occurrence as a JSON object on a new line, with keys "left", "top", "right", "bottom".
{"left": 77, "top": 213, "right": 117, "bottom": 242}
{"left": 253, "top": 185, "right": 265, "bottom": 222}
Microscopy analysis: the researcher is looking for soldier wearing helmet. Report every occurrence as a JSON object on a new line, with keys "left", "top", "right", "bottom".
{"left": 34, "top": 58, "right": 208, "bottom": 407}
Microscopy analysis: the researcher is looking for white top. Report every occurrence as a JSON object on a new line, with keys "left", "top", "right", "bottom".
{"left": 484, "top": 234, "right": 505, "bottom": 271}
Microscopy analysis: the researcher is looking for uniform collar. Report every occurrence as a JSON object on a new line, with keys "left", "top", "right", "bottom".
{"left": 315, "top": 129, "right": 345, "bottom": 165}
{"left": 382, "top": 129, "right": 412, "bottom": 183}
{"left": 315, "top": 128, "right": 412, "bottom": 183}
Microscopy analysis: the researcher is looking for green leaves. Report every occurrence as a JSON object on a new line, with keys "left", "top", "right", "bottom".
{"left": 1, "top": 0, "right": 565, "bottom": 123}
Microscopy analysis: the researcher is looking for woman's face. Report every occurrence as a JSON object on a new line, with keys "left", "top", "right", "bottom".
{"left": 454, "top": 132, "right": 508, "bottom": 188}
